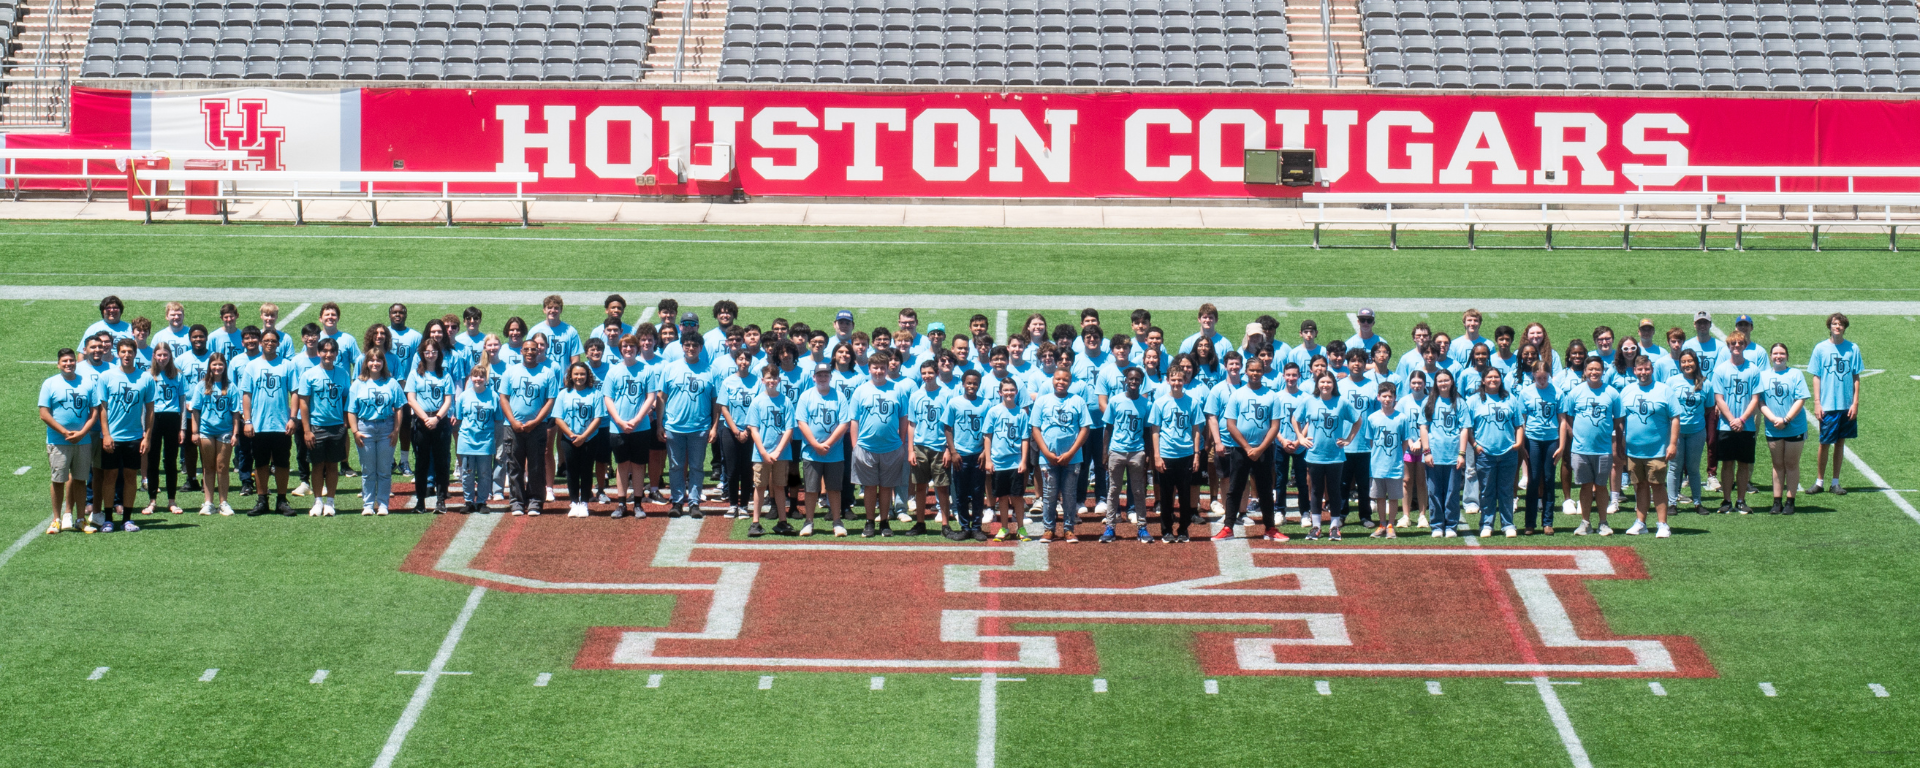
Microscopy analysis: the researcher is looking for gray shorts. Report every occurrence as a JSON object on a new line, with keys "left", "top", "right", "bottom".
{"left": 1571, "top": 452, "right": 1612, "bottom": 485}
{"left": 47, "top": 442, "right": 93, "bottom": 483}
{"left": 804, "top": 459, "right": 845, "bottom": 494}
{"left": 1370, "top": 477, "right": 1405, "bottom": 500}
{"left": 852, "top": 445, "right": 906, "bottom": 487}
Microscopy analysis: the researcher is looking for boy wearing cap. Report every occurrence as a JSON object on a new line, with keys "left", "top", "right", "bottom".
{"left": 1346, "top": 308, "right": 1384, "bottom": 353}
{"left": 1808, "top": 312, "right": 1863, "bottom": 495}
{"left": 825, "top": 310, "right": 857, "bottom": 357}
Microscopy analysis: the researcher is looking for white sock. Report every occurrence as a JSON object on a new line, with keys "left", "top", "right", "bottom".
{"left": 1813, "top": 478, "right": 1824, "bottom": 488}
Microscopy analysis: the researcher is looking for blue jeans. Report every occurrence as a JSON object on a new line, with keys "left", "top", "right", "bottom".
{"left": 460, "top": 453, "right": 494, "bottom": 505}
{"left": 1522, "top": 437, "right": 1559, "bottom": 529}
{"left": 1476, "top": 448, "right": 1519, "bottom": 529}
{"left": 355, "top": 418, "right": 395, "bottom": 507}
{"left": 1038, "top": 460, "right": 1084, "bottom": 529}
{"left": 952, "top": 453, "right": 985, "bottom": 530}
{"left": 1427, "top": 462, "right": 1464, "bottom": 531}
{"left": 1668, "top": 429, "right": 1708, "bottom": 505}
{"left": 666, "top": 430, "right": 707, "bottom": 506}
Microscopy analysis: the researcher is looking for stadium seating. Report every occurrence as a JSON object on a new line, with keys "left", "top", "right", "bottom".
{"left": 1, "top": 0, "right": 21, "bottom": 45}
{"left": 715, "top": 0, "right": 1294, "bottom": 87}
{"left": 79, "top": 0, "right": 656, "bottom": 81}
{"left": 1363, "top": 0, "right": 1920, "bottom": 92}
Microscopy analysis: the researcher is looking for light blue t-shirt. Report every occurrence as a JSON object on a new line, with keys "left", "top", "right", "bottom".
{"left": 299, "top": 365, "right": 352, "bottom": 427}
{"left": 851, "top": 378, "right": 907, "bottom": 454}
{"left": 601, "top": 361, "right": 658, "bottom": 433}
{"left": 1148, "top": 392, "right": 1202, "bottom": 459}
{"left": 1666, "top": 374, "right": 1715, "bottom": 436}
{"left": 942, "top": 392, "right": 991, "bottom": 457}
{"left": 454, "top": 388, "right": 502, "bottom": 455}
{"left": 1517, "top": 383, "right": 1562, "bottom": 442}
{"left": 1366, "top": 409, "right": 1418, "bottom": 479}
{"left": 1029, "top": 391, "right": 1092, "bottom": 461}
{"left": 983, "top": 402, "right": 1026, "bottom": 468}
{"left": 501, "top": 363, "right": 560, "bottom": 424}
{"left": 1421, "top": 396, "right": 1466, "bottom": 466}
{"left": 81, "top": 319, "right": 134, "bottom": 350}
{"left": 909, "top": 385, "right": 951, "bottom": 450}
{"left": 1758, "top": 367, "right": 1811, "bottom": 438}
{"left": 1807, "top": 338, "right": 1863, "bottom": 413}
{"left": 531, "top": 321, "right": 582, "bottom": 364}
{"left": 1562, "top": 383, "right": 1622, "bottom": 456}
{"left": 1468, "top": 392, "right": 1522, "bottom": 457}
{"left": 1104, "top": 391, "right": 1152, "bottom": 454}
{"left": 1336, "top": 374, "right": 1381, "bottom": 454}
{"left": 1681, "top": 336, "right": 1726, "bottom": 375}
{"left": 320, "top": 329, "right": 362, "bottom": 371}
{"left": 745, "top": 392, "right": 796, "bottom": 460}
{"left": 797, "top": 387, "right": 851, "bottom": 462}
{"left": 348, "top": 377, "right": 406, "bottom": 423}
{"left": 389, "top": 326, "right": 423, "bottom": 381}
{"left": 407, "top": 369, "right": 454, "bottom": 416}
{"left": 1298, "top": 395, "right": 1358, "bottom": 465}
{"left": 189, "top": 384, "right": 241, "bottom": 438}
{"left": 39, "top": 373, "right": 98, "bottom": 445}
{"left": 150, "top": 370, "right": 183, "bottom": 414}
{"left": 1620, "top": 381, "right": 1680, "bottom": 459}
{"left": 97, "top": 367, "right": 154, "bottom": 442}
{"left": 658, "top": 358, "right": 718, "bottom": 434}
{"left": 554, "top": 387, "right": 607, "bottom": 437}
{"left": 718, "top": 372, "right": 760, "bottom": 431}
{"left": 242, "top": 355, "right": 298, "bottom": 434}
{"left": 1270, "top": 388, "right": 1307, "bottom": 445}
{"left": 1227, "top": 385, "right": 1277, "bottom": 450}
{"left": 1712, "top": 357, "right": 1763, "bottom": 431}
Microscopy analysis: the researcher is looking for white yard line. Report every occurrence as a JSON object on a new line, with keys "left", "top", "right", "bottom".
{"left": 870, "top": 676, "right": 885, "bottom": 691}
{"left": 12, "top": 466, "right": 28, "bottom": 475}
{"left": 0, "top": 516, "right": 53, "bottom": 571}
{"left": 1315, "top": 680, "right": 1332, "bottom": 695}
{"left": 757, "top": 675, "right": 774, "bottom": 690}
{"left": 8, "top": 285, "right": 1920, "bottom": 317}
{"left": 87, "top": 666, "right": 108, "bottom": 680}
{"left": 1870, "top": 683, "right": 1891, "bottom": 698}
{"left": 534, "top": 673, "right": 551, "bottom": 687}
{"left": 311, "top": 669, "right": 329, "bottom": 684}
{"left": 646, "top": 673, "right": 663, "bottom": 688}
{"left": 954, "top": 672, "right": 1022, "bottom": 768}
{"left": 1649, "top": 682, "right": 1667, "bottom": 696}
{"left": 370, "top": 585, "right": 487, "bottom": 768}
{"left": 1092, "top": 678, "right": 1107, "bottom": 693}
{"left": 1529, "top": 678, "right": 1595, "bottom": 768}
{"left": 279, "top": 302, "right": 311, "bottom": 326}
{"left": 1427, "top": 681, "right": 1444, "bottom": 695}
{"left": 1204, "top": 679, "right": 1219, "bottom": 694}
{"left": 1760, "top": 682, "right": 1779, "bottom": 697}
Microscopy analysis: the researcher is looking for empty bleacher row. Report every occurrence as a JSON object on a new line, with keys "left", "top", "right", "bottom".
{"left": 79, "top": 0, "right": 655, "bottom": 80}
{"left": 1364, "top": 0, "right": 1920, "bottom": 90}
{"left": 1, "top": 0, "right": 22, "bottom": 45}
{"left": 716, "top": 0, "right": 1294, "bottom": 87}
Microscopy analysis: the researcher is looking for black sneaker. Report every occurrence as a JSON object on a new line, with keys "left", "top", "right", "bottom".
{"left": 668, "top": 504, "right": 684, "bottom": 518}
{"left": 689, "top": 506, "right": 705, "bottom": 520}
{"left": 1783, "top": 501, "right": 1796, "bottom": 515}
{"left": 879, "top": 523, "right": 895, "bottom": 537}
{"left": 1769, "top": 500, "right": 1783, "bottom": 515}
{"left": 1734, "top": 501, "right": 1753, "bottom": 515}
{"left": 943, "top": 528, "right": 967, "bottom": 541}
{"left": 248, "top": 497, "right": 268, "bottom": 516}
{"left": 772, "top": 520, "right": 795, "bottom": 536}
{"left": 183, "top": 481, "right": 203, "bottom": 493}
{"left": 277, "top": 497, "right": 295, "bottom": 516}
{"left": 971, "top": 529, "right": 989, "bottom": 542}
{"left": 240, "top": 482, "right": 256, "bottom": 497}
{"left": 1716, "top": 500, "right": 1732, "bottom": 514}
{"left": 1174, "top": 533, "right": 1191, "bottom": 543}
{"left": 861, "top": 521, "right": 877, "bottom": 538}
{"left": 904, "top": 521, "right": 925, "bottom": 536}
{"left": 748, "top": 521, "right": 765, "bottom": 537}
{"left": 343, "top": 469, "right": 360, "bottom": 479}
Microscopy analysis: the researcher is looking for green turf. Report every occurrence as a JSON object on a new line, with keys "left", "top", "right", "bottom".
{"left": 0, "top": 222, "right": 1916, "bottom": 767}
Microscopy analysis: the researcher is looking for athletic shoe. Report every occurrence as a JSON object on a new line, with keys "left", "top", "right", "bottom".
{"left": 897, "top": 521, "right": 921, "bottom": 536}
{"left": 1606, "top": 497, "right": 1620, "bottom": 515}
{"left": 277, "top": 498, "right": 295, "bottom": 516}
{"left": 1210, "top": 526, "right": 1235, "bottom": 541}
{"left": 1137, "top": 527, "right": 1153, "bottom": 543}
{"left": 688, "top": 506, "right": 704, "bottom": 520}
{"left": 633, "top": 507, "right": 647, "bottom": 519}
{"left": 526, "top": 505, "right": 541, "bottom": 516}
{"left": 1464, "top": 503, "right": 1480, "bottom": 516}
{"left": 1094, "top": 501, "right": 1110, "bottom": 516}
{"left": 1266, "top": 529, "right": 1289, "bottom": 542}
{"left": 1479, "top": 526, "right": 1493, "bottom": 538}
{"left": 1417, "top": 513, "right": 1430, "bottom": 529}
{"left": 363, "top": 504, "right": 376, "bottom": 516}
{"left": 1716, "top": 500, "right": 1732, "bottom": 514}
{"left": 944, "top": 528, "right": 966, "bottom": 541}
{"left": 1808, "top": 481, "right": 1824, "bottom": 495}
{"left": 1100, "top": 525, "right": 1117, "bottom": 543}
{"left": 322, "top": 500, "right": 336, "bottom": 516}
{"left": 1060, "top": 528, "right": 1078, "bottom": 543}
{"left": 44, "top": 519, "right": 60, "bottom": 535}
{"left": 774, "top": 520, "right": 796, "bottom": 536}
{"left": 219, "top": 501, "right": 235, "bottom": 516}
{"left": 1397, "top": 514, "right": 1412, "bottom": 528}
{"left": 1597, "top": 524, "right": 1614, "bottom": 536}
{"left": 1430, "top": 528, "right": 1444, "bottom": 538}
{"left": 1784, "top": 501, "right": 1797, "bottom": 515}
{"left": 1362, "top": 519, "right": 1377, "bottom": 529}
{"left": 724, "top": 506, "right": 739, "bottom": 519}
{"left": 832, "top": 524, "right": 847, "bottom": 537}
{"left": 1369, "top": 528, "right": 1386, "bottom": 539}
{"left": 1832, "top": 485, "right": 1848, "bottom": 496}
{"left": 1174, "top": 533, "right": 1191, "bottom": 543}
{"left": 1562, "top": 499, "right": 1578, "bottom": 517}
{"left": 879, "top": 523, "right": 894, "bottom": 537}
{"left": 1210, "top": 500, "right": 1225, "bottom": 516}
{"left": 200, "top": 501, "right": 215, "bottom": 516}
{"left": 595, "top": 492, "right": 611, "bottom": 504}
{"left": 59, "top": 512, "right": 74, "bottom": 530}
{"left": 1769, "top": 500, "right": 1783, "bottom": 515}
{"left": 1573, "top": 521, "right": 1590, "bottom": 535}
{"left": 1384, "top": 527, "right": 1398, "bottom": 539}
{"left": 1444, "top": 529, "right": 1458, "bottom": 538}
{"left": 1305, "top": 526, "right": 1321, "bottom": 540}
{"left": 1655, "top": 523, "right": 1672, "bottom": 538}
{"left": 861, "top": 521, "right": 877, "bottom": 538}
{"left": 972, "top": 529, "right": 989, "bottom": 541}
{"left": 1735, "top": 501, "right": 1752, "bottom": 515}
{"left": 1626, "top": 520, "right": 1647, "bottom": 535}
{"left": 748, "top": 521, "right": 765, "bottom": 537}
{"left": 1127, "top": 511, "right": 1140, "bottom": 525}
{"left": 342, "top": 469, "right": 359, "bottom": 479}
{"left": 1704, "top": 475, "right": 1721, "bottom": 492}
{"left": 249, "top": 497, "right": 269, "bottom": 516}
{"left": 994, "top": 526, "right": 1010, "bottom": 542}
{"left": 1697, "top": 501, "right": 1710, "bottom": 515}
{"left": 1328, "top": 528, "right": 1341, "bottom": 542}
{"left": 121, "top": 521, "right": 141, "bottom": 532}
{"left": 545, "top": 488, "right": 556, "bottom": 502}
{"left": 510, "top": 503, "right": 525, "bottom": 516}
{"left": 82, "top": 519, "right": 98, "bottom": 534}
{"left": 291, "top": 482, "right": 311, "bottom": 497}
{"left": 240, "top": 481, "right": 256, "bottom": 496}
{"left": 308, "top": 502, "right": 322, "bottom": 517}
{"left": 100, "top": 521, "right": 116, "bottom": 532}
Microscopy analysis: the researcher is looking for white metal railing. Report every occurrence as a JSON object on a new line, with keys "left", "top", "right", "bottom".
{"left": 128, "top": 169, "right": 542, "bottom": 226}
{"left": 0, "top": 149, "right": 253, "bottom": 199}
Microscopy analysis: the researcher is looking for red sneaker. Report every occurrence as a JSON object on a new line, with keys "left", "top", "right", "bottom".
{"left": 1210, "top": 526, "right": 1236, "bottom": 541}
{"left": 1265, "top": 529, "right": 1290, "bottom": 542}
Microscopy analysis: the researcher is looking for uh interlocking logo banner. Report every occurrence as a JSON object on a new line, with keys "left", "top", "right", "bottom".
{"left": 140, "top": 87, "right": 360, "bottom": 188}
{"left": 405, "top": 515, "right": 1715, "bottom": 678}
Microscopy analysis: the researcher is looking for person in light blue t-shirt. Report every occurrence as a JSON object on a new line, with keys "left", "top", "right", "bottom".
{"left": 1560, "top": 358, "right": 1622, "bottom": 535}
{"left": 1620, "top": 355, "right": 1681, "bottom": 537}
{"left": 600, "top": 333, "right": 659, "bottom": 517}
{"left": 1295, "top": 371, "right": 1361, "bottom": 539}
{"left": 95, "top": 338, "right": 154, "bottom": 530}
{"left": 1221, "top": 358, "right": 1285, "bottom": 541}
{"left": 39, "top": 348, "right": 102, "bottom": 533}
{"left": 1758, "top": 343, "right": 1811, "bottom": 516}
{"left": 851, "top": 352, "right": 910, "bottom": 536}
{"left": 744, "top": 367, "right": 799, "bottom": 536}
{"left": 553, "top": 362, "right": 608, "bottom": 518}
{"left": 1364, "top": 382, "right": 1420, "bottom": 538}
{"left": 298, "top": 338, "right": 353, "bottom": 515}
{"left": 1148, "top": 368, "right": 1205, "bottom": 542}
{"left": 941, "top": 371, "right": 993, "bottom": 541}
{"left": 1420, "top": 368, "right": 1467, "bottom": 537}
{"left": 347, "top": 355, "right": 406, "bottom": 514}
{"left": 1808, "top": 313, "right": 1863, "bottom": 494}
{"left": 453, "top": 366, "right": 503, "bottom": 512}
{"left": 406, "top": 341, "right": 455, "bottom": 513}
{"left": 500, "top": 336, "right": 560, "bottom": 515}
{"left": 1464, "top": 367, "right": 1523, "bottom": 538}
{"left": 1710, "top": 332, "right": 1762, "bottom": 514}
{"left": 798, "top": 364, "right": 853, "bottom": 534}
{"left": 658, "top": 335, "right": 719, "bottom": 514}
{"left": 1029, "top": 368, "right": 1093, "bottom": 541}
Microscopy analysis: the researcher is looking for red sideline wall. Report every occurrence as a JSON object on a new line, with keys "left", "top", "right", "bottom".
{"left": 23, "top": 86, "right": 1920, "bottom": 197}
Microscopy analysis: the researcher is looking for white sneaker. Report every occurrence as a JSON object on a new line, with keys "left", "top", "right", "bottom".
{"left": 1598, "top": 523, "right": 1614, "bottom": 536}
{"left": 1430, "top": 528, "right": 1444, "bottom": 538}
{"left": 897, "top": 511, "right": 913, "bottom": 523}
{"left": 1479, "top": 526, "right": 1493, "bottom": 538}
{"left": 219, "top": 501, "right": 235, "bottom": 516}
{"left": 60, "top": 511, "right": 74, "bottom": 530}
{"left": 1562, "top": 499, "right": 1579, "bottom": 517}
{"left": 1417, "top": 513, "right": 1430, "bottom": 528}
{"left": 1655, "top": 523, "right": 1671, "bottom": 538}
{"left": 363, "top": 505, "right": 376, "bottom": 515}
{"left": 1464, "top": 503, "right": 1481, "bottom": 516}
{"left": 1210, "top": 500, "right": 1226, "bottom": 516}
{"left": 545, "top": 487, "right": 556, "bottom": 502}
{"left": 1503, "top": 525, "right": 1517, "bottom": 538}
{"left": 1625, "top": 521, "right": 1646, "bottom": 535}
{"left": 1573, "top": 521, "right": 1590, "bottom": 535}
{"left": 322, "top": 499, "right": 336, "bottom": 516}
{"left": 1704, "top": 475, "right": 1721, "bottom": 492}
{"left": 799, "top": 523, "right": 814, "bottom": 537}
{"left": 1128, "top": 511, "right": 1140, "bottom": 525}
{"left": 308, "top": 502, "right": 321, "bottom": 517}
{"left": 1095, "top": 501, "right": 1110, "bottom": 516}
{"left": 291, "top": 481, "right": 311, "bottom": 497}
{"left": 1396, "top": 514, "right": 1412, "bottom": 528}
{"left": 726, "top": 505, "right": 740, "bottom": 519}
{"left": 1606, "top": 496, "right": 1621, "bottom": 514}
{"left": 1443, "top": 529, "right": 1458, "bottom": 538}
{"left": 200, "top": 501, "right": 214, "bottom": 515}
{"left": 424, "top": 496, "right": 438, "bottom": 512}
{"left": 376, "top": 504, "right": 389, "bottom": 516}
{"left": 833, "top": 524, "right": 848, "bottom": 537}
{"left": 491, "top": 492, "right": 507, "bottom": 502}
{"left": 595, "top": 492, "right": 611, "bottom": 504}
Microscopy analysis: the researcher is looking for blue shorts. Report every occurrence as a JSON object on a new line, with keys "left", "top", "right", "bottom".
{"left": 1819, "top": 412, "right": 1857, "bottom": 445}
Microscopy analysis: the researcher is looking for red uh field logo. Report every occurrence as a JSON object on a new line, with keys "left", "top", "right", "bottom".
{"left": 200, "top": 98, "right": 286, "bottom": 171}
{"left": 405, "top": 515, "right": 1715, "bottom": 678}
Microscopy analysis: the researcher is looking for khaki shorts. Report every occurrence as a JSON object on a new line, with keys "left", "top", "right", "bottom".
{"left": 753, "top": 459, "right": 788, "bottom": 488}
{"left": 1627, "top": 456, "right": 1668, "bottom": 485}
{"left": 910, "top": 444, "right": 951, "bottom": 486}
{"left": 47, "top": 443, "right": 93, "bottom": 483}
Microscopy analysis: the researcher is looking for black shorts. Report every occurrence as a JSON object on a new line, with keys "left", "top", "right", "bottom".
{"left": 102, "top": 441, "right": 143, "bottom": 471}
{"left": 992, "top": 468, "right": 1021, "bottom": 497}
{"left": 586, "top": 431, "right": 611, "bottom": 465}
{"left": 310, "top": 423, "right": 348, "bottom": 463}
{"left": 254, "top": 431, "right": 292, "bottom": 469}
{"left": 610, "top": 432, "right": 651, "bottom": 464}
{"left": 1714, "top": 430, "right": 1756, "bottom": 464}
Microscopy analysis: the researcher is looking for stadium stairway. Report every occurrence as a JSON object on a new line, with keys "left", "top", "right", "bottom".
{"left": 2, "top": 0, "right": 93, "bottom": 125}
{"left": 1285, "top": 0, "right": 1366, "bottom": 86}
{"left": 642, "top": 0, "right": 722, "bottom": 80}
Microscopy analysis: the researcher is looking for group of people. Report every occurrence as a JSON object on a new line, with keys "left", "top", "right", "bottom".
{"left": 39, "top": 295, "right": 1865, "bottom": 544}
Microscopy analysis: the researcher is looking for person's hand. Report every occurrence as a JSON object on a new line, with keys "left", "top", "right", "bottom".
{"left": 243, "top": 424, "right": 255, "bottom": 438}
{"left": 1848, "top": 404, "right": 1858, "bottom": 420}
{"left": 1423, "top": 452, "right": 1434, "bottom": 467}
{"left": 305, "top": 430, "right": 316, "bottom": 447}
{"left": 1299, "top": 436, "right": 1314, "bottom": 449}
{"left": 140, "top": 436, "right": 150, "bottom": 454}
{"left": 1810, "top": 403, "right": 1823, "bottom": 420}
{"left": 1191, "top": 455, "right": 1200, "bottom": 472}
{"left": 574, "top": 434, "right": 588, "bottom": 448}
{"left": 1336, "top": 438, "right": 1351, "bottom": 448}
{"left": 389, "top": 431, "right": 398, "bottom": 447}
{"left": 1666, "top": 444, "right": 1676, "bottom": 461}
{"left": 353, "top": 431, "right": 365, "bottom": 448}
{"left": 1455, "top": 456, "right": 1465, "bottom": 470}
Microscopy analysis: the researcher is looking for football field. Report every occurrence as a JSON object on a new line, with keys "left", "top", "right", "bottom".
{"left": 0, "top": 219, "right": 1917, "bottom": 768}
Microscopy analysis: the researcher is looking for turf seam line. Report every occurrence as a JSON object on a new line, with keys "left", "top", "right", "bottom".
{"left": 0, "top": 516, "right": 53, "bottom": 571}
{"left": 370, "top": 585, "right": 487, "bottom": 768}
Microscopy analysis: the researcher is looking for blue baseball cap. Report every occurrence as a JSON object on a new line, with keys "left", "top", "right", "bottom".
{"left": 928, "top": 322, "right": 946, "bottom": 333}
{"left": 835, "top": 310, "right": 854, "bottom": 322}
{"left": 678, "top": 311, "right": 700, "bottom": 326}
{"left": 1735, "top": 314, "right": 1753, "bottom": 326}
